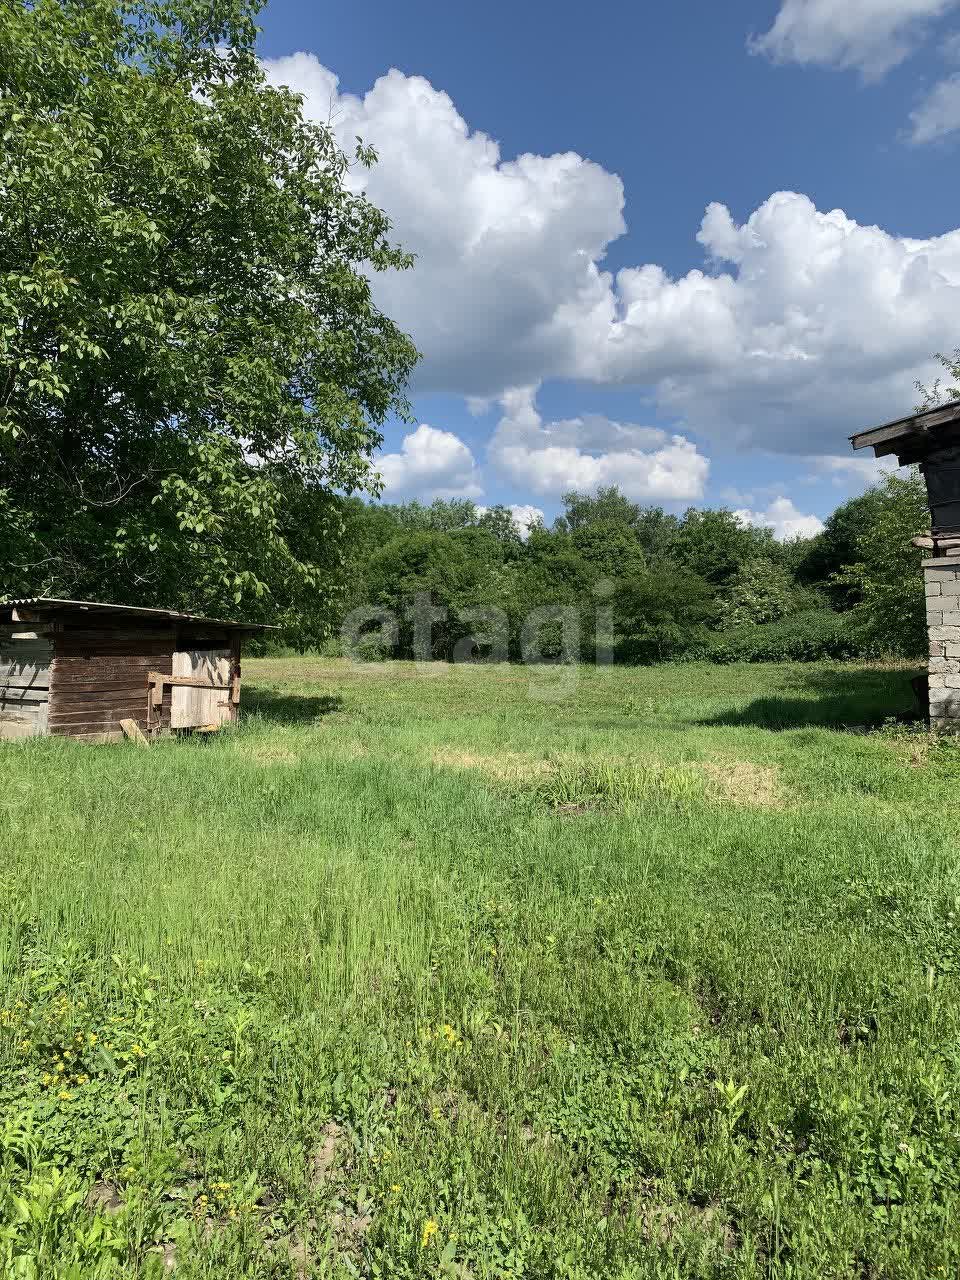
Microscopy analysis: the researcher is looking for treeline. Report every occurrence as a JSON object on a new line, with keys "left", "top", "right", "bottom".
{"left": 308, "top": 471, "right": 929, "bottom": 664}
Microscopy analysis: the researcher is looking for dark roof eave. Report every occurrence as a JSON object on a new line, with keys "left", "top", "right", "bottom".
{"left": 851, "top": 399, "right": 960, "bottom": 454}
{"left": 0, "top": 598, "right": 277, "bottom": 631}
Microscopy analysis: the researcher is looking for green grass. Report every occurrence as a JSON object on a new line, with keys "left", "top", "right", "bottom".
{"left": 2, "top": 656, "right": 960, "bottom": 1278}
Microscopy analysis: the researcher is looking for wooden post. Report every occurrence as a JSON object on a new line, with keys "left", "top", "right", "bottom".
{"left": 120, "top": 718, "right": 149, "bottom": 746}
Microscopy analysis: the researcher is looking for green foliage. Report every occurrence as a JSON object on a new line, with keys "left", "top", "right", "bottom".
{"left": 362, "top": 530, "right": 485, "bottom": 659}
{"left": 673, "top": 507, "right": 776, "bottom": 587}
{"left": 701, "top": 608, "right": 871, "bottom": 663}
{"left": 336, "top": 490, "right": 852, "bottom": 664}
{"left": 796, "top": 484, "right": 908, "bottom": 610}
{"left": 916, "top": 349, "right": 960, "bottom": 409}
{"left": 0, "top": 0, "right": 418, "bottom": 639}
{"left": 333, "top": 477, "right": 938, "bottom": 665}
{"left": 720, "top": 556, "right": 825, "bottom": 628}
{"left": 616, "top": 569, "right": 716, "bottom": 663}
{"left": 0, "top": 656, "right": 956, "bottom": 1275}
{"left": 836, "top": 471, "right": 929, "bottom": 658}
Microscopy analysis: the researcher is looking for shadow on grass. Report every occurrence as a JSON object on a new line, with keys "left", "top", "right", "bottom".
{"left": 242, "top": 689, "right": 344, "bottom": 724}
{"left": 700, "top": 666, "right": 926, "bottom": 731}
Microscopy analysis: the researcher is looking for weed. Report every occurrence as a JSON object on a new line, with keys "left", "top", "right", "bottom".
{"left": 0, "top": 657, "right": 956, "bottom": 1276}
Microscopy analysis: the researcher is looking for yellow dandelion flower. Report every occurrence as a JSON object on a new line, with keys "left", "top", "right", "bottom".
{"left": 391, "top": 1184, "right": 402, "bottom": 1194}
{"left": 421, "top": 1219, "right": 439, "bottom": 1248}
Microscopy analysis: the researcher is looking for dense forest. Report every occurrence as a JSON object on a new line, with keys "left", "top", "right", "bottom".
{"left": 309, "top": 470, "right": 930, "bottom": 665}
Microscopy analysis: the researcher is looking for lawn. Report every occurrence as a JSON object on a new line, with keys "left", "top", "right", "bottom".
{"left": 2, "top": 656, "right": 959, "bottom": 1278}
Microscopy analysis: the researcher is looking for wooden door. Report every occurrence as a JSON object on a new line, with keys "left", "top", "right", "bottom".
{"left": 0, "top": 627, "right": 52, "bottom": 739}
{"left": 170, "top": 649, "right": 232, "bottom": 730}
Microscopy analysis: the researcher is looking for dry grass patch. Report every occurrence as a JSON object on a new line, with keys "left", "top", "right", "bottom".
{"left": 702, "top": 759, "right": 786, "bottom": 809}
{"left": 234, "top": 743, "right": 301, "bottom": 767}
{"left": 431, "top": 746, "right": 556, "bottom": 782}
{"left": 329, "top": 738, "right": 370, "bottom": 760}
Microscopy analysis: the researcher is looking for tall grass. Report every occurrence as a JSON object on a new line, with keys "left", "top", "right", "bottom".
{"left": 1, "top": 657, "right": 958, "bottom": 1277}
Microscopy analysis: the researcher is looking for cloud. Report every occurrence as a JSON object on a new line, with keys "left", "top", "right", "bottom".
{"left": 263, "top": 54, "right": 624, "bottom": 398}
{"left": 805, "top": 454, "right": 899, "bottom": 486}
{"left": 507, "top": 504, "right": 545, "bottom": 536}
{"left": 376, "top": 424, "right": 483, "bottom": 499}
{"left": 263, "top": 56, "right": 960, "bottom": 459}
{"left": 477, "top": 502, "right": 545, "bottom": 537}
{"left": 734, "top": 496, "right": 826, "bottom": 540}
{"left": 909, "top": 71, "right": 960, "bottom": 140}
{"left": 489, "top": 389, "right": 709, "bottom": 502}
{"left": 583, "top": 192, "right": 960, "bottom": 454}
{"left": 750, "top": 0, "right": 958, "bottom": 77}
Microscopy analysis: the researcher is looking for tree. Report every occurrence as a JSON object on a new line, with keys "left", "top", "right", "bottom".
{"left": 720, "top": 557, "right": 822, "bottom": 628}
{"left": 362, "top": 531, "right": 482, "bottom": 659}
{"left": 616, "top": 569, "right": 716, "bottom": 664}
{"left": 0, "top": 0, "right": 418, "bottom": 640}
{"left": 836, "top": 471, "right": 929, "bottom": 656}
{"left": 557, "top": 487, "right": 645, "bottom": 534}
{"left": 570, "top": 521, "right": 647, "bottom": 579}
{"left": 916, "top": 349, "right": 960, "bottom": 409}
{"left": 794, "top": 490, "right": 891, "bottom": 608}
{"left": 384, "top": 498, "right": 480, "bottom": 534}
{"left": 673, "top": 508, "right": 775, "bottom": 588}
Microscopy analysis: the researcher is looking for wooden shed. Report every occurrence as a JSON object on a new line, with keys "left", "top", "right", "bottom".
{"left": 0, "top": 598, "right": 271, "bottom": 742}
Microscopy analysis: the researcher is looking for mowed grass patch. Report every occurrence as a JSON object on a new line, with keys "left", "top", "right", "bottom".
{"left": 3, "top": 658, "right": 960, "bottom": 1277}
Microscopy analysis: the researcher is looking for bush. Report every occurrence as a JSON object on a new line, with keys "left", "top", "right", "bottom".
{"left": 719, "top": 557, "right": 827, "bottom": 628}
{"left": 699, "top": 608, "right": 872, "bottom": 664}
{"left": 616, "top": 569, "right": 717, "bottom": 664}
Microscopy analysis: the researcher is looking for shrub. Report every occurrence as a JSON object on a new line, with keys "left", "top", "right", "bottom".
{"left": 719, "top": 557, "right": 826, "bottom": 628}
{"left": 616, "top": 570, "right": 717, "bottom": 664}
{"left": 699, "top": 608, "right": 872, "bottom": 664}
{"left": 832, "top": 471, "right": 928, "bottom": 658}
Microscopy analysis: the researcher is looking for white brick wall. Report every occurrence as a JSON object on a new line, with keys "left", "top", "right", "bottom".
{"left": 925, "top": 559, "right": 960, "bottom": 730}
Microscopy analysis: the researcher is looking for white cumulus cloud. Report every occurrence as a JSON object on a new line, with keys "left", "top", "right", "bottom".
{"left": 376, "top": 424, "right": 483, "bottom": 500}
{"left": 477, "top": 502, "right": 545, "bottom": 538}
{"left": 583, "top": 192, "right": 960, "bottom": 453}
{"left": 263, "top": 56, "right": 960, "bottom": 461}
{"left": 735, "top": 496, "right": 826, "bottom": 540}
{"left": 750, "top": 0, "right": 958, "bottom": 77}
{"left": 489, "top": 389, "right": 709, "bottom": 502}
{"left": 263, "top": 53, "right": 624, "bottom": 398}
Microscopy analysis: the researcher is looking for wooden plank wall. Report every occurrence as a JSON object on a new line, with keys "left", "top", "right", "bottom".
{"left": 174, "top": 628, "right": 241, "bottom": 728}
{"left": 48, "top": 623, "right": 175, "bottom": 741}
{"left": 170, "top": 649, "right": 232, "bottom": 729}
{"left": 0, "top": 626, "right": 53, "bottom": 739}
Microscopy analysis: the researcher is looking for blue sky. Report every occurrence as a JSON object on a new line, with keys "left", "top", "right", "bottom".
{"left": 258, "top": 0, "right": 960, "bottom": 536}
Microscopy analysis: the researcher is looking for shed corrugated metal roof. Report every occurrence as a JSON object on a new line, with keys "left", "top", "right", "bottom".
{"left": 0, "top": 598, "right": 275, "bottom": 630}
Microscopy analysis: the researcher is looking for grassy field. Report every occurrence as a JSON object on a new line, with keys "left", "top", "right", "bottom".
{"left": 3, "top": 656, "right": 960, "bottom": 1278}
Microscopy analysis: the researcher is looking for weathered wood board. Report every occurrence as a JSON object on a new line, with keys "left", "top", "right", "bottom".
{"left": 0, "top": 626, "right": 52, "bottom": 739}
{"left": 48, "top": 624, "right": 173, "bottom": 738}
{"left": 170, "top": 650, "right": 232, "bottom": 729}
